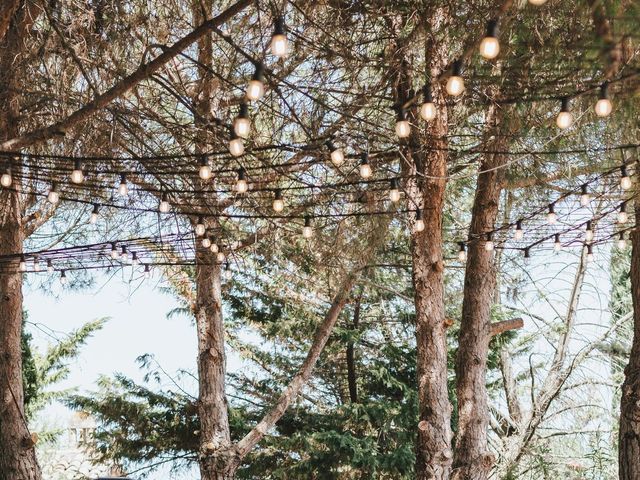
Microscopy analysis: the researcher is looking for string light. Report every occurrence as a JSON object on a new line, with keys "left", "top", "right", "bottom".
{"left": 223, "top": 262, "right": 232, "bottom": 281}
{"left": 110, "top": 243, "right": 119, "bottom": 259}
{"left": 484, "top": 233, "right": 494, "bottom": 252}
{"left": 586, "top": 244, "right": 594, "bottom": 262}
{"left": 89, "top": 204, "right": 99, "bottom": 224}
{"left": 270, "top": 16, "right": 288, "bottom": 58}
{"left": 479, "top": 20, "right": 500, "bottom": 60}
{"left": 620, "top": 166, "right": 632, "bottom": 190}
{"left": 229, "top": 131, "right": 245, "bottom": 157}
{"left": 33, "top": 256, "right": 40, "bottom": 272}
{"left": 118, "top": 174, "right": 129, "bottom": 197}
{"left": 420, "top": 86, "right": 437, "bottom": 121}
{"left": 359, "top": 153, "right": 372, "bottom": 179}
{"left": 446, "top": 60, "right": 465, "bottom": 96}
{"left": 594, "top": 83, "right": 612, "bottom": 117}
{"left": 195, "top": 216, "right": 206, "bottom": 236}
{"left": 216, "top": 252, "right": 225, "bottom": 263}
{"left": 617, "top": 202, "right": 628, "bottom": 224}
{"left": 233, "top": 103, "right": 251, "bottom": 139}
{"left": 47, "top": 183, "right": 59, "bottom": 204}
{"left": 19, "top": 255, "right": 26, "bottom": 272}
{"left": 556, "top": 97, "right": 573, "bottom": 129}
{"left": 413, "top": 209, "right": 425, "bottom": 233}
{"left": 514, "top": 220, "right": 524, "bottom": 240}
{"left": 132, "top": 251, "right": 139, "bottom": 266}
{"left": 47, "top": 259, "right": 53, "bottom": 273}
{"left": 529, "top": 0, "right": 548, "bottom": 5}
{"left": 554, "top": 233, "right": 562, "bottom": 252}
{"left": 202, "top": 236, "right": 212, "bottom": 248}
{"left": 458, "top": 242, "right": 467, "bottom": 262}
{"left": 302, "top": 216, "right": 313, "bottom": 239}
{"left": 580, "top": 184, "right": 590, "bottom": 207}
{"left": 523, "top": 247, "right": 531, "bottom": 264}
{"left": 159, "top": 193, "right": 170, "bottom": 213}
{"left": 326, "top": 141, "right": 344, "bottom": 166}
{"left": 120, "top": 245, "right": 128, "bottom": 261}
{"left": 617, "top": 232, "right": 627, "bottom": 249}
{"left": 71, "top": 159, "right": 84, "bottom": 184}
{"left": 1, "top": 167, "right": 11, "bottom": 187}
{"left": 199, "top": 156, "right": 212, "bottom": 180}
{"left": 272, "top": 189, "right": 285, "bottom": 213}
{"left": 389, "top": 178, "right": 401, "bottom": 202}
{"left": 60, "top": 270, "right": 67, "bottom": 285}
{"left": 144, "top": 264, "right": 151, "bottom": 278}
{"left": 210, "top": 240, "right": 219, "bottom": 254}
{"left": 585, "top": 220, "right": 594, "bottom": 242}
{"left": 395, "top": 109, "right": 411, "bottom": 139}
{"left": 235, "top": 169, "right": 248, "bottom": 193}
{"left": 246, "top": 63, "right": 265, "bottom": 101}
{"left": 547, "top": 203, "right": 557, "bottom": 224}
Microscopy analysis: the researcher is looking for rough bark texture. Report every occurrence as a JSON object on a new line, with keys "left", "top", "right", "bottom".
{"left": 452, "top": 107, "right": 506, "bottom": 480}
{"left": 0, "top": 4, "right": 41, "bottom": 478}
{"left": 619, "top": 198, "right": 640, "bottom": 480}
{"left": 346, "top": 295, "right": 361, "bottom": 404}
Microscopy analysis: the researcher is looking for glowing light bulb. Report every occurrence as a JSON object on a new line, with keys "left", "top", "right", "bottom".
{"left": 389, "top": 178, "right": 401, "bottom": 202}
{"left": 547, "top": 204, "right": 557, "bottom": 224}
{"left": 144, "top": 265, "right": 151, "bottom": 278}
{"left": 594, "top": 83, "right": 612, "bottom": 117}
{"left": 195, "top": 217, "right": 206, "bottom": 236}
{"left": 618, "top": 233, "right": 627, "bottom": 249}
{"left": 514, "top": 220, "right": 524, "bottom": 240}
{"left": 523, "top": 248, "right": 531, "bottom": 264}
{"left": 420, "top": 86, "right": 437, "bottom": 121}
{"left": 159, "top": 193, "right": 170, "bottom": 213}
{"left": 120, "top": 245, "right": 128, "bottom": 261}
{"left": 60, "top": 270, "right": 67, "bottom": 285}
{"left": 236, "top": 169, "right": 248, "bottom": 194}
{"left": 485, "top": 239, "right": 494, "bottom": 251}
{"left": 210, "top": 242, "right": 219, "bottom": 254}
{"left": 326, "top": 141, "right": 344, "bottom": 166}
{"left": 202, "top": 237, "right": 212, "bottom": 249}
{"left": 302, "top": 217, "right": 313, "bottom": 239}
{"left": 233, "top": 103, "right": 251, "bottom": 138}
{"left": 19, "top": 256, "right": 26, "bottom": 272}
{"left": 47, "top": 184, "right": 59, "bottom": 204}
{"left": 395, "top": 110, "right": 411, "bottom": 139}
{"left": 216, "top": 252, "right": 226, "bottom": 263}
{"left": 33, "top": 257, "right": 40, "bottom": 272}
{"left": 529, "top": 0, "right": 548, "bottom": 5}
{"left": 621, "top": 166, "right": 632, "bottom": 190}
{"left": 71, "top": 160, "right": 84, "bottom": 184}
{"left": 554, "top": 234, "right": 562, "bottom": 252}
{"left": 556, "top": 98, "right": 573, "bottom": 129}
{"left": 132, "top": 252, "right": 139, "bottom": 266}
{"left": 110, "top": 243, "right": 119, "bottom": 259}
{"left": 458, "top": 242, "right": 467, "bottom": 262}
{"left": 359, "top": 153, "right": 372, "bottom": 179}
{"left": 223, "top": 263, "right": 232, "bottom": 281}
{"left": 270, "top": 17, "right": 288, "bottom": 58}
{"left": 1, "top": 169, "right": 12, "bottom": 187}
{"left": 229, "top": 135, "right": 244, "bottom": 157}
{"left": 585, "top": 221, "right": 594, "bottom": 242}
{"left": 47, "top": 260, "right": 53, "bottom": 273}
{"left": 586, "top": 245, "right": 594, "bottom": 263}
{"left": 580, "top": 185, "right": 590, "bottom": 207}
{"left": 272, "top": 189, "right": 284, "bottom": 213}
{"left": 199, "top": 157, "right": 212, "bottom": 180}
{"left": 413, "top": 209, "right": 425, "bottom": 233}
{"left": 479, "top": 20, "right": 500, "bottom": 59}
{"left": 118, "top": 174, "right": 128, "bottom": 196}
{"left": 618, "top": 203, "right": 628, "bottom": 224}
{"left": 246, "top": 64, "right": 265, "bottom": 101}
{"left": 446, "top": 60, "right": 465, "bottom": 96}
{"left": 88, "top": 204, "right": 99, "bottom": 224}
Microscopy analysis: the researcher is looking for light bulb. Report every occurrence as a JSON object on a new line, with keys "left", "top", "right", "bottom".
{"left": 223, "top": 263, "right": 232, "bottom": 281}
{"left": 395, "top": 110, "right": 411, "bottom": 138}
{"left": 1, "top": 170, "right": 12, "bottom": 187}
{"left": 547, "top": 205, "right": 557, "bottom": 224}
{"left": 618, "top": 233, "right": 627, "bottom": 249}
{"left": 554, "top": 234, "right": 562, "bottom": 252}
{"left": 216, "top": 252, "right": 226, "bottom": 263}
{"left": 413, "top": 210, "right": 425, "bottom": 233}
{"left": 132, "top": 252, "right": 139, "bottom": 266}
{"left": 210, "top": 242, "right": 219, "bottom": 254}
{"left": 60, "top": 270, "right": 67, "bottom": 285}
{"left": 359, "top": 153, "right": 372, "bottom": 179}
{"left": 523, "top": 249, "right": 531, "bottom": 264}
{"left": 159, "top": 193, "right": 170, "bottom": 213}
{"left": 593, "top": 82, "right": 612, "bottom": 117}
{"left": 71, "top": 160, "right": 84, "bottom": 184}
{"left": 272, "top": 190, "right": 284, "bottom": 213}
{"left": 484, "top": 240, "right": 494, "bottom": 252}
{"left": 580, "top": 185, "right": 590, "bottom": 207}
{"left": 586, "top": 245, "right": 594, "bottom": 263}
{"left": 202, "top": 237, "right": 212, "bottom": 248}
{"left": 585, "top": 221, "right": 594, "bottom": 242}
{"left": 446, "top": 61, "right": 464, "bottom": 96}
{"left": 229, "top": 136, "right": 244, "bottom": 157}
{"left": 326, "top": 141, "right": 344, "bottom": 166}
{"left": 33, "top": 258, "right": 40, "bottom": 272}
{"left": 621, "top": 166, "right": 632, "bottom": 190}
{"left": 556, "top": 98, "right": 573, "bottom": 129}
{"left": 236, "top": 169, "right": 248, "bottom": 194}
{"left": 89, "top": 204, "right": 99, "bottom": 224}
{"left": 118, "top": 174, "right": 128, "bottom": 196}
{"left": 529, "top": 0, "right": 547, "bottom": 4}
{"left": 120, "top": 246, "right": 128, "bottom": 261}
{"left": 514, "top": 220, "right": 524, "bottom": 240}
{"left": 47, "top": 184, "right": 59, "bottom": 204}
{"left": 420, "top": 102, "right": 437, "bottom": 121}
{"left": 47, "top": 260, "right": 53, "bottom": 273}
{"left": 144, "top": 265, "right": 151, "bottom": 278}
{"left": 233, "top": 103, "right": 250, "bottom": 138}
{"left": 270, "top": 17, "right": 288, "bottom": 58}
{"left": 246, "top": 64, "right": 265, "bottom": 101}
{"left": 479, "top": 20, "right": 500, "bottom": 59}
{"left": 458, "top": 243, "right": 467, "bottom": 262}
{"left": 110, "top": 243, "right": 119, "bottom": 259}
{"left": 195, "top": 217, "right": 206, "bottom": 236}
{"left": 389, "top": 178, "right": 401, "bottom": 203}
{"left": 302, "top": 217, "right": 313, "bottom": 239}
{"left": 618, "top": 210, "right": 628, "bottom": 224}
{"left": 199, "top": 157, "right": 212, "bottom": 180}
{"left": 19, "top": 256, "right": 26, "bottom": 272}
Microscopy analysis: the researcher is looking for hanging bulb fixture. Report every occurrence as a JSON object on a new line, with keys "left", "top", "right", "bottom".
{"left": 229, "top": 131, "right": 245, "bottom": 157}
{"left": 120, "top": 245, "right": 128, "bottom": 261}
{"left": 233, "top": 103, "right": 251, "bottom": 138}
{"left": 395, "top": 109, "right": 411, "bottom": 139}
{"left": 19, "top": 255, "right": 26, "bottom": 272}
{"left": 556, "top": 97, "right": 573, "bottom": 129}
{"left": 47, "top": 183, "right": 59, "bottom": 204}
{"left": 585, "top": 220, "right": 594, "bottom": 242}
{"left": 594, "top": 82, "right": 612, "bottom": 118}
{"left": 554, "top": 233, "right": 562, "bottom": 252}
{"left": 514, "top": 220, "right": 524, "bottom": 240}
{"left": 479, "top": 20, "right": 500, "bottom": 59}
{"left": 523, "top": 248, "right": 531, "bottom": 264}
{"left": 446, "top": 60, "right": 465, "bottom": 96}
{"left": 210, "top": 240, "right": 219, "bottom": 254}
{"left": 47, "top": 259, "right": 53, "bottom": 273}
{"left": 586, "top": 244, "right": 594, "bottom": 262}
{"left": 326, "top": 141, "right": 344, "bottom": 166}
{"left": 159, "top": 193, "right": 170, "bottom": 213}
{"left": 580, "top": 184, "right": 590, "bottom": 207}
{"left": 223, "top": 262, "right": 232, "bottom": 281}
{"left": 618, "top": 232, "right": 627, "bottom": 249}
{"left": 458, "top": 242, "right": 467, "bottom": 262}
{"left": 246, "top": 63, "right": 265, "bottom": 101}
{"left": 618, "top": 202, "right": 628, "bottom": 224}
{"left": 110, "top": 243, "right": 119, "bottom": 259}
{"left": 272, "top": 189, "right": 284, "bottom": 213}
{"left": 484, "top": 233, "right": 494, "bottom": 252}
{"left": 419, "top": 85, "right": 437, "bottom": 121}
{"left": 621, "top": 165, "right": 632, "bottom": 190}
{"left": 302, "top": 217, "right": 313, "bottom": 239}
{"left": 547, "top": 204, "right": 557, "bottom": 224}
{"left": 389, "top": 178, "right": 401, "bottom": 202}
{"left": 89, "top": 204, "right": 99, "bottom": 224}
{"left": 60, "top": 270, "right": 67, "bottom": 285}
{"left": 216, "top": 252, "right": 226, "bottom": 263}
{"left": 413, "top": 209, "right": 425, "bottom": 233}
{"left": 71, "top": 159, "right": 84, "bottom": 184}
{"left": 33, "top": 256, "right": 40, "bottom": 272}
{"left": 132, "top": 251, "right": 139, "bottom": 266}
{"left": 144, "top": 264, "right": 151, "bottom": 278}
{"left": 195, "top": 216, "right": 206, "bottom": 236}
{"left": 202, "top": 236, "right": 212, "bottom": 249}
{"left": 199, "top": 156, "right": 212, "bottom": 180}
{"left": 1, "top": 166, "right": 11, "bottom": 187}
{"left": 118, "top": 174, "right": 128, "bottom": 197}
{"left": 236, "top": 169, "right": 248, "bottom": 193}
{"left": 359, "top": 153, "right": 372, "bottom": 179}
{"left": 529, "top": 0, "right": 548, "bottom": 5}
{"left": 270, "top": 16, "right": 288, "bottom": 58}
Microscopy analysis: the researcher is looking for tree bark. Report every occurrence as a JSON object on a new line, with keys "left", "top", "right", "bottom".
{"left": 346, "top": 293, "right": 361, "bottom": 403}
{"left": 619, "top": 198, "right": 640, "bottom": 480}
{"left": 452, "top": 107, "right": 507, "bottom": 480}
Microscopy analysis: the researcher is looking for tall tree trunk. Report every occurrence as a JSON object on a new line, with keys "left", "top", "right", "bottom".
{"left": 346, "top": 294, "right": 361, "bottom": 404}
{"left": 619, "top": 198, "right": 640, "bottom": 479}
{"left": 0, "top": 4, "right": 41, "bottom": 479}
{"left": 451, "top": 107, "right": 506, "bottom": 480}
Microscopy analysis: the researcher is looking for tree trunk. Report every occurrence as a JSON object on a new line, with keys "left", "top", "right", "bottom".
{"left": 451, "top": 107, "right": 506, "bottom": 480}
{"left": 346, "top": 294, "right": 361, "bottom": 403}
{"left": 195, "top": 246, "right": 233, "bottom": 480}
{"left": 619, "top": 198, "right": 640, "bottom": 479}
{"left": 0, "top": 4, "right": 41, "bottom": 478}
